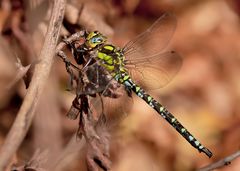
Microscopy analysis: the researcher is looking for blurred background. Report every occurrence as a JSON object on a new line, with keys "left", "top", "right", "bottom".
{"left": 0, "top": 0, "right": 240, "bottom": 170}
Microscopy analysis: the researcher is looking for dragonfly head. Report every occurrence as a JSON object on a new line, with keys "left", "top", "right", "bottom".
{"left": 85, "top": 31, "right": 107, "bottom": 49}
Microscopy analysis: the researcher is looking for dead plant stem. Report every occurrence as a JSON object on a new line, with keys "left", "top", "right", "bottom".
{"left": 0, "top": 1, "right": 66, "bottom": 170}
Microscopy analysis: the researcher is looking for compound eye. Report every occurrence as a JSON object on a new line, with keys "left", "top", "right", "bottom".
{"left": 91, "top": 37, "right": 102, "bottom": 43}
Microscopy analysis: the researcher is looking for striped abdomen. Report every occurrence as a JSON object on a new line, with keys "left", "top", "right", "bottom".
{"left": 123, "top": 78, "right": 212, "bottom": 158}
{"left": 97, "top": 44, "right": 125, "bottom": 75}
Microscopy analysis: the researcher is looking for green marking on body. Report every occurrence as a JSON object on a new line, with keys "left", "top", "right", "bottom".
{"left": 123, "top": 75, "right": 129, "bottom": 81}
{"left": 106, "top": 65, "right": 114, "bottom": 71}
{"left": 189, "top": 136, "right": 194, "bottom": 141}
{"left": 104, "top": 45, "right": 114, "bottom": 51}
{"left": 135, "top": 86, "right": 140, "bottom": 92}
{"left": 98, "top": 52, "right": 105, "bottom": 59}
{"left": 116, "top": 52, "right": 120, "bottom": 56}
{"left": 104, "top": 55, "right": 111, "bottom": 60}
{"left": 105, "top": 56, "right": 113, "bottom": 65}
{"left": 194, "top": 140, "right": 200, "bottom": 146}
{"left": 171, "top": 118, "right": 176, "bottom": 123}
{"left": 120, "top": 67, "right": 126, "bottom": 72}
{"left": 147, "top": 96, "right": 152, "bottom": 102}
{"left": 160, "top": 106, "right": 164, "bottom": 112}
{"left": 181, "top": 128, "right": 186, "bottom": 133}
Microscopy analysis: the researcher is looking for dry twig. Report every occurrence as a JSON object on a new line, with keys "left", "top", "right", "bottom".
{"left": 6, "top": 57, "right": 32, "bottom": 90}
{"left": 85, "top": 114, "right": 111, "bottom": 171}
{"left": 11, "top": 149, "right": 48, "bottom": 171}
{"left": 198, "top": 150, "right": 240, "bottom": 171}
{"left": 0, "top": 0, "right": 66, "bottom": 170}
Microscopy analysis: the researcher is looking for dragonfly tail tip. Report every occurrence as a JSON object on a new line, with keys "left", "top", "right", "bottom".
{"left": 202, "top": 148, "right": 213, "bottom": 158}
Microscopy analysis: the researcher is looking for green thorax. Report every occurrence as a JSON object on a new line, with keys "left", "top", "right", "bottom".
{"left": 96, "top": 44, "right": 130, "bottom": 83}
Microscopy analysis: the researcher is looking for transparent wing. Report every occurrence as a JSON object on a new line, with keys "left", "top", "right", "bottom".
{"left": 81, "top": 63, "right": 133, "bottom": 127}
{"left": 79, "top": 63, "right": 112, "bottom": 95}
{"left": 89, "top": 81, "right": 133, "bottom": 129}
{"left": 126, "top": 51, "right": 182, "bottom": 89}
{"left": 123, "top": 12, "right": 177, "bottom": 60}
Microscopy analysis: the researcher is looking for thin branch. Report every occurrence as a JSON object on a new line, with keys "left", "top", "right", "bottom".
{"left": 11, "top": 149, "right": 48, "bottom": 171}
{"left": 6, "top": 57, "right": 32, "bottom": 90}
{"left": 0, "top": 0, "right": 66, "bottom": 170}
{"left": 56, "top": 30, "right": 85, "bottom": 70}
{"left": 198, "top": 150, "right": 240, "bottom": 171}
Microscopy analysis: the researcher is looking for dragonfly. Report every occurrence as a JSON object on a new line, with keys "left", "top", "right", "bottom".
{"left": 69, "top": 13, "right": 212, "bottom": 158}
